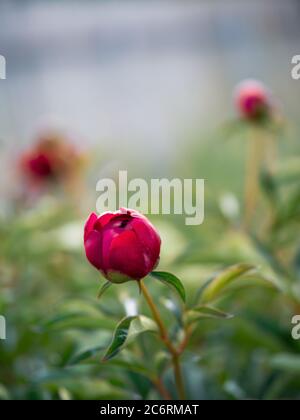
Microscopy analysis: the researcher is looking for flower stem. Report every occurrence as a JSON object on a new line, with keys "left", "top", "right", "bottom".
{"left": 140, "top": 279, "right": 186, "bottom": 400}
{"left": 264, "top": 131, "right": 277, "bottom": 174}
{"left": 172, "top": 353, "right": 186, "bottom": 400}
{"left": 244, "top": 127, "right": 263, "bottom": 229}
{"left": 152, "top": 377, "right": 172, "bottom": 400}
{"left": 140, "top": 280, "right": 169, "bottom": 344}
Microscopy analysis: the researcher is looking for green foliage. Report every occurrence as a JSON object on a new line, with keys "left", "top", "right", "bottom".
{"left": 150, "top": 271, "right": 186, "bottom": 302}
{"left": 97, "top": 281, "right": 112, "bottom": 300}
{"left": 185, "top": 306, "right": 234, "bottom": 324}
{"left": 0, "top": 118, "right": 299, "bottom": 400}
{"left": 200, "top": 263, "right": 255, "bottom": 303}
{"left": 102, "top": 316, "right": 157, "bottom": 361}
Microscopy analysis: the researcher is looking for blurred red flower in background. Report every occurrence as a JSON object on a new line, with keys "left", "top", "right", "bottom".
{"left": 234, "top": 79, "right": 273, "bottom": 121}
{"left": 20, "top": 132, "right": 81, "bottom": 184}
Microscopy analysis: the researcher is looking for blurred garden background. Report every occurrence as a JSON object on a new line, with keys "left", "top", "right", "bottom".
{"left": 0, "top": 0, "right": 300, "bottom": 400}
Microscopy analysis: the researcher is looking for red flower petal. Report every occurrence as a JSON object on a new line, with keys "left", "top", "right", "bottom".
{"left": 95, "top": 211, "right": 120, "bottom": 230}
{"left": 84, "top": 213, "right": 98, "bottom": 241}
{"left": 84, "top": 230, "right": 102, "bottom": 270}
{"left": 109, "top": 230, "right": 148, "bottom": 280}
{"left": 131, "top": 216, "right": 161, "bottom": 271}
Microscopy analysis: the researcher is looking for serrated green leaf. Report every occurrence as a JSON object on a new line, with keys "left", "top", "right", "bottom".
{"left": 102, "top": 315, "right": 157, "bottom": 361}
{"left": 200, "top": 263, "right": 255, "bottom": 303}
{"left": 97, "top": 281, "right": 112, "bottom": 299}
{"left": 185, "top": 306, "right": 234, "bottom": 324}
{"left": 150, "top": 271, "right": 186, "bottom": 302}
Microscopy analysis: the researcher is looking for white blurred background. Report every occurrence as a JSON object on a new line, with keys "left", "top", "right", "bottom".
{"left": 0, "top": 0, "right": 299, "bottom": 169}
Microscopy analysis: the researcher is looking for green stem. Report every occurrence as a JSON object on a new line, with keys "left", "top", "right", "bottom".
{"left": 244, "top": 127, "right": 263, "bottom": 229}
{"left": 140, "top": 279, "right": 186, "bottom": 400}
{"left": 172, "top": 353, "right": 186, "bottom": 400}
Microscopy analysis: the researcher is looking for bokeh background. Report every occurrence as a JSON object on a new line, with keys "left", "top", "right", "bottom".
{"left": 0, "top": 0, "right": 300, "bottom": 400}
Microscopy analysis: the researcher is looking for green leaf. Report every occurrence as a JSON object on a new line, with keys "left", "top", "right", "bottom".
{"left": 150, "top": 271, "right": 186, "bottom": 302}
{"left": 270, "top": 353, "right": 300, "bottom": 373}
{"left": 0, "top": 384, "right": 9, "bottom": 400}
{"left": 250, "top": 235, "right": 289, "bottom": 278}
{"left": 68, "top": 346, "right": 105, "bottom": 365}
{"left": 68, "top": 348, "right": 152, "bottom": 377}
{"left": 200, "top": 263, "right": 255, "bottom": 303}
{"left": 102, "top": 315, "right": 157, "bottom": 361}
{"left": 39, "top": 312, "right": 115, "bottom": 332}
{"left": 219, "top": 273, "right": 279, "bottom": 294}
{"left": 97, "top": 281, "right": 112, "bottom": 299}
{"left": 106, "top": 359, "right": 153, "bottom": 377}
{"left": 154, "top": 351, "right": 170, "bottom": 374}
{"left": 260, "top": 169, "right": 278, "bottom": 204}
{"left": 40, "top": 312, "right": 85, "bottom": 329}
{"left": 185, "top": 306, "right": 234, "bottom": 324}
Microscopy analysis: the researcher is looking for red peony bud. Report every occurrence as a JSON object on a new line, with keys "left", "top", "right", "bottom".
{"left": 234, "top": 79, "right": 272, "bottom": 121}
{"left": 23, "top": 152, "right": 54, "bottom": 179}
{"left": 20, "top": 134, "right": 81, "bottom": 183}
{"left": 84, "top": 208, "right": 161, "bottom": 283}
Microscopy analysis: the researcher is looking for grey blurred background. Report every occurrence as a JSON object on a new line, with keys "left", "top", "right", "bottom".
{"left": 0, "top": 0, "right": 299, "bottom": 169}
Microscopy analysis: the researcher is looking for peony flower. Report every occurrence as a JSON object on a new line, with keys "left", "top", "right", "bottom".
{"left": 22, "top": 152, "right": 54, "bottom": 179}
{"left": 20, "top": 133, "right": 80, "bottom": 183}
{"left": 84, "top": 208, "right": 161, "bottom": 283}
{"left": 234, "top": 79, "right": 272, "bottom": 121}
